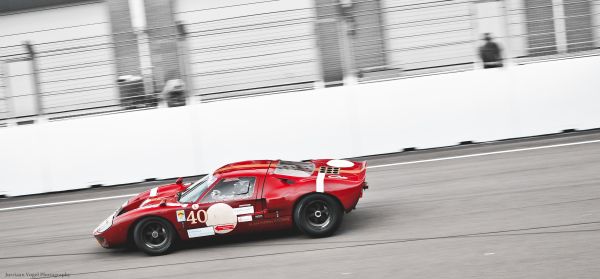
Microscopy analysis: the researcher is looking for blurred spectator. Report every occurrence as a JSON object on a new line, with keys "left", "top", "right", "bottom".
{"left": 479, "top": 33, "right": 503, "bottom": 69}
{"left": 161, "top": 79, "right": 186, "bottom": 107}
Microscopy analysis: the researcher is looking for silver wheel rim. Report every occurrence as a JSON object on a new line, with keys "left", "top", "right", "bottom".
{"left": 304, "top": 200, "right": 331, "bottom": 229}
{"left": 141, "top": 221, "right": 168, "bottom": 249}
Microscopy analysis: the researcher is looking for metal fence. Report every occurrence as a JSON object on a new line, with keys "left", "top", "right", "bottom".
{"left": 0, "top": 0, "right": 598, "bottom": 124}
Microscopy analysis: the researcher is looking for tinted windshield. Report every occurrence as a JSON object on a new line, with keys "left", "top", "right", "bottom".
{"left": 178, "top": 174, "right": 216, "bottom": 203}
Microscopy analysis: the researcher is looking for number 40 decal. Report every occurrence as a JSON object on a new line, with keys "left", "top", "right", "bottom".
{"left": 187, "top": 210, "right": 208, "bottom": 224}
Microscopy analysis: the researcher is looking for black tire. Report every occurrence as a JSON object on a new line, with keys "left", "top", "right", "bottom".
{"left": 294, "top": 194, "right": 344, "bottom": 237}
{"left": 133, "top": 217, "right": 177, "bottom": 255}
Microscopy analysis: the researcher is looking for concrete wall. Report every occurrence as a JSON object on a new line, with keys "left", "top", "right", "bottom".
{"left": 1, "top": 55, "right": 600, "bottom": 196}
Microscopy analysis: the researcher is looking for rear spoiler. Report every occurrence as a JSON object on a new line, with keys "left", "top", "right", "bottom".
{"left": 310, "top": 159, "right": 367, "bottom": 179}
{"left": 338, "top": 160, "right": 367, "bottom": 178}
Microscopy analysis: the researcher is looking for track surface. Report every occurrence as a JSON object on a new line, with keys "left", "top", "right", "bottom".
{"left": 1, "top": 132, "right": 600, "bottom": 278}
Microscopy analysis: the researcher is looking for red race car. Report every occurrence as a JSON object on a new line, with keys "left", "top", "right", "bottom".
{"left": 93, "top": 159, "right": 368, "bottom": 255}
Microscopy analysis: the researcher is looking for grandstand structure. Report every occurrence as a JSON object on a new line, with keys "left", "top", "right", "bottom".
{"left": 0, "top": 0, "right": 598, "bottom": 125}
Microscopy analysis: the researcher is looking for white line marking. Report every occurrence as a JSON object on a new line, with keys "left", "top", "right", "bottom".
{"left": 366, "top": 139, "right": 600, "bottom": 169}
{"left": 2, "top": 139, "right": 599, "bottom": 212}
{"left": 0, "top": 194, "right": 136, "bottom": 212}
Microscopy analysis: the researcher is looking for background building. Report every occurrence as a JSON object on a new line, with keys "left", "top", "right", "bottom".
{"left": 1, "top": 0, "right": 598, "bottom": 124}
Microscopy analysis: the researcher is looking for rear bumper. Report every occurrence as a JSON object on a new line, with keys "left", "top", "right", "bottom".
{"left": 341, "top": 183, "right": 366, "bottom": 213}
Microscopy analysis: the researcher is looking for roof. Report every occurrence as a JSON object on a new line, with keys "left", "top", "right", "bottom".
{"left": 213, "top": 160, "right": 273, "bottom": 176}
{"left": 1, "top": 0, "right": 95, "bottom": 14}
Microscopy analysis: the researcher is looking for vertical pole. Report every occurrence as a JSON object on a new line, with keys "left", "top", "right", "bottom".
{"left": 107, "top": 0, "right": 144, "bottom": 109}
{"left": 309, "top": 0, "right": 325, "bottom": 89}
{"left": 24, "top": 41, "right": 44, "bottom": 120}
{"left": 313, "top": 0, "right": 345, "bottom": 87}
{"left": 1, "top": 61, "right": 15, "bottom": 126}
{"left": 593, "top": 0, "right": 600, "bottom": 48}
{"left": 376, "top": 0, "right": 390, "bottom": 70}
{"left": 339, "top": 1, "right": 357, "bottom": 85}
{"left": 137, "top": 30, "right": 155, "bottom": 104}
{"left": 469, "top": 1, "right": 481, "bottom": 69}
{"left": 130, "top": 0, "right": 155, "bottom": 106}
{"left": 176, "top": 21, "right": 195, "bottom": 105}
{"left": 552, "top": 0, "right": 568, "bottom": 53}
{"left": 501, "top": 0, "right": 513, "bottom": 65}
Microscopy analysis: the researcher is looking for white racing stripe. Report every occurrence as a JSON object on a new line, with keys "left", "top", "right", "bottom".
{"left": 149, "top": 187, "right": 158, "bottom": 197}
{"left": 1, "top": 139, "right": 599, "bottom": 212}
{"left": 316, "top": 172, "right": 325, "bottom": 192}
{"left": 0, "top": 194, "right": 136, "bottom": 212}
{"left": 366, "top": 139, "right": 600, "bottom": 169}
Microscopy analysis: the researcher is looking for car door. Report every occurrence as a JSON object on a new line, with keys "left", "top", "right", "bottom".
{"left": 183, "top": 175, "right": 263, "bottom": 238}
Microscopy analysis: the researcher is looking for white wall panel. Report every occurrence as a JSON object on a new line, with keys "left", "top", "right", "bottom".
{"left": 174, "top": 0, "right": 319, "bottom": 97}
{"left": 1, "top": 55, "right": 600, "bottom": 196}
{"left": 0, "top": 2, "right": 118, "bottom": 115}
{"left": 381, "top": 0, "right": 474, "bottom": 70}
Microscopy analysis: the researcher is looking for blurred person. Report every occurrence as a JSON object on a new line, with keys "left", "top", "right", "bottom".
{"left": 160, "top": 78, "right": 186, "bottom": 107}
{"left": 479, "top": 33, "right": 503, "bottom": 69}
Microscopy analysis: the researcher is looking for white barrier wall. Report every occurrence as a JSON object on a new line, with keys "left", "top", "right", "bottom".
{"left": 1, "top": 55, "right": 600, "bottom": 196}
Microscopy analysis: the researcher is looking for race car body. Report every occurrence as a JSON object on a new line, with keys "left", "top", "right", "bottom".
{"left": 93, "top": 159, "right": 368, "bottom": 255}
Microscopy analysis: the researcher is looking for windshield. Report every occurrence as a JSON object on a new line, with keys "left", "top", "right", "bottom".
{"left": 178, "top": 173, "right": 216, "bottom": 203}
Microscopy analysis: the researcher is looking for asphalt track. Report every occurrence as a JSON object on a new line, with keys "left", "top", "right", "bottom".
{"left": 1, "top": 131, "right": 600, "bottom": 279}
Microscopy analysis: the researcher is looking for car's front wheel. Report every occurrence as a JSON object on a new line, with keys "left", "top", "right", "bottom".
{"left": 294, "top": 194, "right": 343, "bottom": 237}
{"left": 133, "top": 217, "right": 176, "bottom": 255}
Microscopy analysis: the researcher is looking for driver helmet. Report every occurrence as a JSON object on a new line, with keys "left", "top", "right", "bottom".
{"left": 233, "top": 180, "right": 250, "bottom": 195}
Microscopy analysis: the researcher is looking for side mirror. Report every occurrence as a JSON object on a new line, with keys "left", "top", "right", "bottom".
{"left": 175, "top": 177, "right": 184, "bottom": 185}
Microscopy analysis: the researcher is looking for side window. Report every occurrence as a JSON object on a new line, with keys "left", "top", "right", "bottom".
{"left": 200, "top": 177, "right": 256, "bottom": 203}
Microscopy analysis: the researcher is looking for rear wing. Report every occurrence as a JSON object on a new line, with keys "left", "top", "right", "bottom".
{"left": 311, "top": 159, "right": 367, "bottom": 181}
{"left": 339, "top": 160, "right": 367, "bottom": 181}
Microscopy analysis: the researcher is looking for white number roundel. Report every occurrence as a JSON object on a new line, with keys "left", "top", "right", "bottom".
{"left": 206, "top": 203, "right": 237, "bottom": 234}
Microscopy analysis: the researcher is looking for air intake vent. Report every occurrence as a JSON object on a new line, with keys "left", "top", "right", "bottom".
{"left": 319, "top": 166, "right": 340, "bottom": 174}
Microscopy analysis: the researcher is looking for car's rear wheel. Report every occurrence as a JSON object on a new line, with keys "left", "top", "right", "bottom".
{"left": 133, "top": 217, "right": 176, "bottom": 255}
{"left": 294, "top": 194, "right": 343, "bottom": 237}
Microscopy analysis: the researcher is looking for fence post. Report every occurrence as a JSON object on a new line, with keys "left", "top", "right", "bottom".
{"left": 314, "top": 0, "right": 345, "bottom": 87}
{"left": 501, "top": 0, "right": 513, "bottom": 65}
{"left": 339, "top": 0, "right": 358, "bottom": 85}
{"left": 176, "top": 21, "right": 195, "bottom": 105}
{"left": 23, "top": 41, "right": 44, "bottom": 120}
{"left": 1, "top": 61, "right": 15, "bottom": 126}
{"left": 469, "top": 2, "right": 481, "bottom": 70}
{"left": 552, "top": 0, "right": 568, "bottom": 53}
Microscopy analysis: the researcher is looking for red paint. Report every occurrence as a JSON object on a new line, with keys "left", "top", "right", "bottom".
{"left": 93, "top": 159, "right": 367, "bottom": 248}
{"left": 214, "top": 224, "right": 236, "bottom": 233}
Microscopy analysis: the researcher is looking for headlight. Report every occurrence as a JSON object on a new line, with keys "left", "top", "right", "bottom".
{"left": 95, "top": 213, "right": 115, "bottom": 233}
